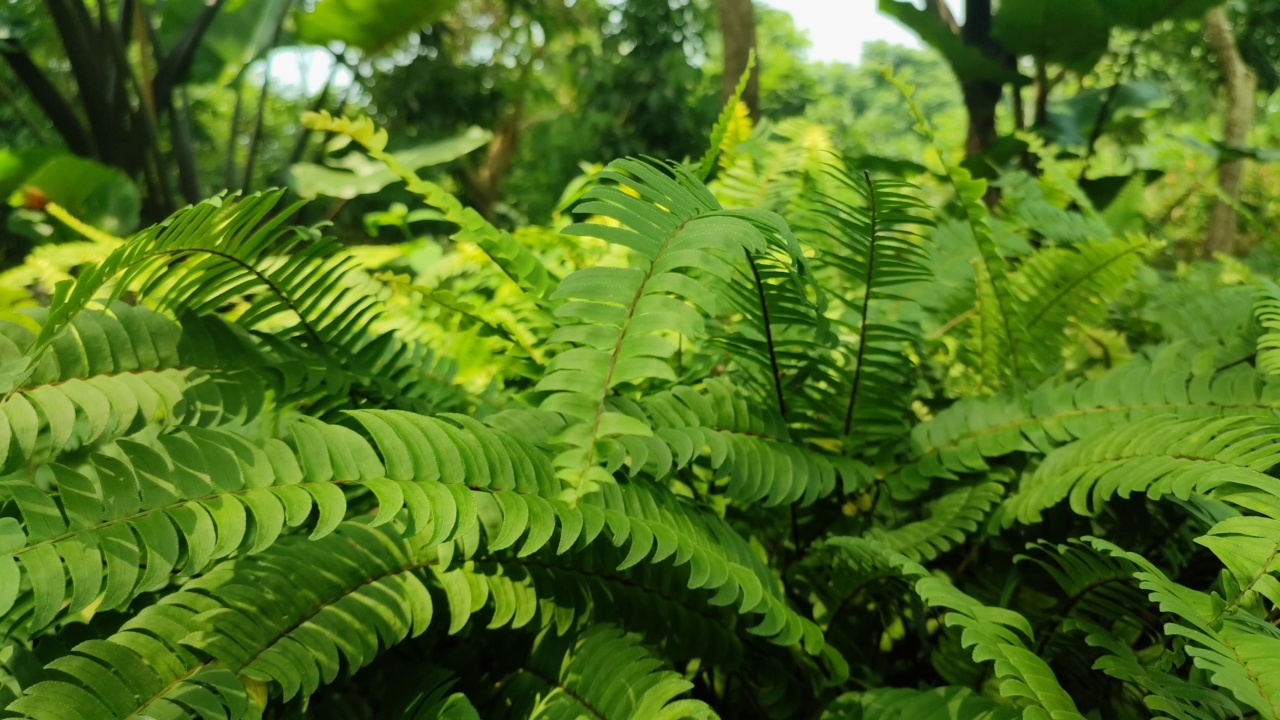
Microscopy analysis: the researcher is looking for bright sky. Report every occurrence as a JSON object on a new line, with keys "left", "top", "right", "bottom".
{"left": 763, "top": 0, "right": 922, "bottom": 63}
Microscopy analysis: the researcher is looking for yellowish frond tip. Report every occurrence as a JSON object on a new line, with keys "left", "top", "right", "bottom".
{"left": 42, "top": 201, "right": 125, "bottom": 245}
{"left": 302, "top": 110, "right": 389, "bottom": 152}
{"left": 718, "top": 100, "right": 753, "bottom": 170}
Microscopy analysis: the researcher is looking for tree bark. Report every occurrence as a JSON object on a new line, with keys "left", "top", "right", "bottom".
{"left": 1203, "top": 6, "right": 1257, "bottom": 257}
{"left": 462, "top": 98, "right": 523, "bottom": 222}
{"left": 959, "top": 0, "right": 1001, "bottom": 158}
{"left": 715, "top": 0, "right": 759, "bottom": 121}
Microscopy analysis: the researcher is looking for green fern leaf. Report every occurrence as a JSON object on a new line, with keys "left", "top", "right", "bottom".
{"left": 863, "top": 481, "right": 1004, "bottom": 561}
{"left": 1087, "top": 538, "right": 1280, "bottom": 719}
{"left": 493, "top": 625, "right": 719, "bottom": 720}
{"left": 1254, "top": 280, "right": 1280, "bottom": 377}
{"left": 537, "top": 158, "right": 769, "bottom": 499}
{"left": 820, "top": 686, "right": 1021, "bottom": 720}
{"left": 892, "top": 347, "right": 1280, "bottom": 499}
{"left": 303, "top": 111, "right": 555, "bottom": 299}
{"left": 884, "top": 70, "right": 1025, "bottom": 391}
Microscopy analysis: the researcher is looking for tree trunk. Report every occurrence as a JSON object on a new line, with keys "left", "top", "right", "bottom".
{"left": 715, "top": 0, "right": 758, "bottom": 121}
{"left": 1203, "top": 6, "right": 1257, "bottom": 257}
{"left": 960, "top": 0, "right": 1001, "bottom": 158}
{"left": 462, "top": 98, "right": 523, "bottom": 222}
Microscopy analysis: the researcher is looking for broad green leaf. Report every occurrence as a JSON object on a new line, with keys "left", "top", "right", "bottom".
{"left": 296, "top": 0, "right": 459, "bottom": 54}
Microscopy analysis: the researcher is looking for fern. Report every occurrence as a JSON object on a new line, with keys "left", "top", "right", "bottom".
{"left": 891, "top": 346, "right": 1280, "bottom": 498}
{"left": 1255, "top": 280, "right": 1280, "bottom": 376}
{"left": 821, "top": 687, "right": 1020, "bottom": 720}
{"left": 1002, "top": 414, "right": 1280, "bottom": 524}
{"left": 492, "top": 625, "right": 717, "bottom": 719}
{"left": 9, "top": 103, "right": 1280, "bottom": 720}
{"left": 863, "top": 481, "right": 1004, "bottom": 561}
{"left": 535, "top": 159, "right": 773, "bottom": 499}
{"left": 885, "top": 70, "right": 1026, "bottom": 391}
{"left": 301, "top": 112, "right": 555, "bottom": 299}
{"left": 1013, "top": 235, "right": 1154, "bottom": 382}
{"left": 1088, "top": 538, "right": 1280, "bottom": 719}
{"left": 799, "top": 166, "right": 933, "bottom": 443}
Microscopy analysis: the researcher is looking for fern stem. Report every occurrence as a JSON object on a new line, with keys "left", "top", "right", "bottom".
{"left": 1023, "top": 243, "right": 1147, "bottom": 330}
{"left": 133, "top": 246, "right": 329, "bottom": 351}
{"left": 511, "top": 668, "right": 609, "bottom": 720}
{"left": 842, "top": 171, "right": 878, "bottom": 437}
{"left": 576, "top": 215, "right": 696, "bottom": 490}
{"left": 128, "top": 553, "right": 443, "bottom": 719}
{"left": 744, "top": 248, "right": 787, "bottom": 420}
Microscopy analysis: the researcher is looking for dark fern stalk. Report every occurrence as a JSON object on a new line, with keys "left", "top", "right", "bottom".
{"left": 745, "top": 247, "right": 788, "bottom": 421}
{"left": 842, "top": 170, "right": 878, "bottom": 437}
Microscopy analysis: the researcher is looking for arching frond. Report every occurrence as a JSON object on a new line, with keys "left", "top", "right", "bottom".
{"left": 820, "top": 686, "right": 1021, "bottom": 720}
{"left": 885, "top": 70, "right": 1024, "bottom": 391}
{"left": 638, "top": 379, "right": 872, "bottom": 504}
{"left": 302, "top": 111, "right": 554, "bottom": 298}
{"left": 535, "top": 158, "right": 770, "bottom": 499}
{"left": 891, "top": 348, "right": 1280, "bottom": 499}
{"left": 1013, "top": 236, "right": 1153, "bottom": 382}
{"left": 900, "top": 559, "right": 1084, "bottom": 719}
{"left": 863, "top": 481, "right": 1004, "bottom": 561}
{"left": 1255, "top": 280, "right": 1280, "bottom": 377}
{"left": 493, "top": 625, "right": 718, "bottom": 720}
{"left": 711, "top": 221, "right": 828, "bottom": 423}
{"left": 796, "top": 166, "right": 932, "bottom": 444}
{"left": 1073, "top": 619, "right": 1242, "bottom": 720}
{"left": 1001, "top": 414, "right": 1280, "bottom": 525}
{"left": 1087, "top": 538, "right": 1280, "bottom": 719}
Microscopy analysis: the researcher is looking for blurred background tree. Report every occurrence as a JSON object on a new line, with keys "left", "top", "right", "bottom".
{"left": 3, "top": 0, "right": 1280, "bottom": 260}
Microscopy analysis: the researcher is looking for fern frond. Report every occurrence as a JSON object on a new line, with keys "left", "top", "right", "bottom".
{"left": 713, "top": 118, "right": 837, "bottom": 214}
{"left": 892, "top": 348, "right": 1280, "bottom": 498}
{"left": 387, "top": 668, "right": 480, "bottom": 720}
{"left": 697, "top": 49, "right": 756, "bottom": 181}
{"left": 1014, "top": 236, "right": 1153, "bottom": 381}
{"left": 819, "top": 540, "right": 1085, "bottom": 718}
{"left": 537, "top": 158, "right": 770, "bottom": 499}
{"left": 884, "top": 70, "right": 1025, "bottom": 391}
{"left": 493, "top": 625, "right": 718, "bottom": 720}
{"left": 640, "top": 379, "right": 872, "bottom": 502}
{"left": 1254, "top": 281, "right": 1280, "bottom": 377}
{"left": 1015, "top": 541, "right": 1150, "bottom": 629}
{"left": 0, "top": 192, "right": 445, "bottom": 425}
{"left": 1072, "top": 619, "right": 1242, "bottom": 720}
{"left": 303, "top": 111, "right": 554, "bottom": 298}
{"left": 0, "top": 305, "right": 270, "bottom": 474}
{"left": 799, "top": 166, "right": 932, "bottom": 442}
{"left": 352, "top": 408, "right": 822, "bottom": 648}
{"left": 863, "top": 481, "right": 1004, "bottom": 562}
{"left": 712, "top": 223, "right": 828, "bottom": 422}
{"left": 820, "top": 686, "right": 1020, "bottom": 720}
{"left": 1001, "top": 414, "right": 1280, "bottom": 525}
{"left": 1087, "top": 537, "right": 1280, "bottom": 719}
{"left": 470, "top": 540, "right": 747, "bottom": 666}
{"left": 7, "top": 521, "right": 436, "bottom": 719}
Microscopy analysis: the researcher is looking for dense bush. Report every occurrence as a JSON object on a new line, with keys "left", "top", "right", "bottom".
{"left": 2, "top": 79, "right": 1280, "bottom": 720}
